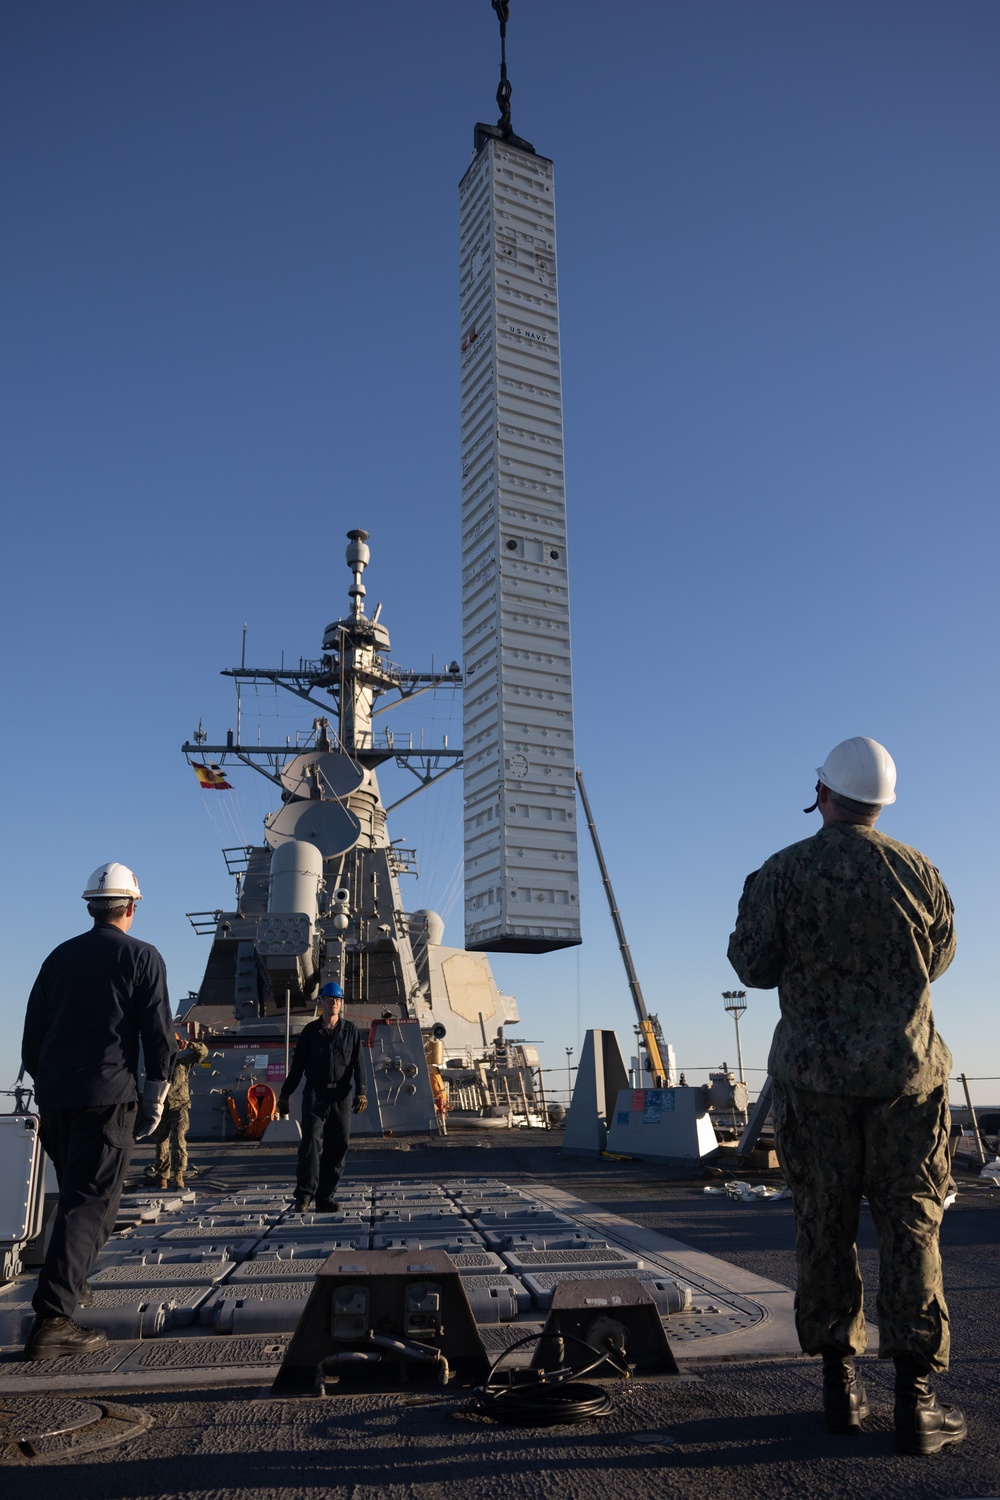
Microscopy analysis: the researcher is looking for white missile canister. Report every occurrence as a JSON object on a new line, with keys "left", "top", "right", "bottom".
{"left": 268, "top": 840, "right": 323, "bottom": 925}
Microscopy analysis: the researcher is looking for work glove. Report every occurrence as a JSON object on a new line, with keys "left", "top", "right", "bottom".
{"left": 277, "top": 1097, "right": 290, "bottom": 1118}
{"left": 135, "top": 1079, "right": 170, "bottom": 1140}
{"left": 353, "top": 1094, "right": 368, "bottom": 1114}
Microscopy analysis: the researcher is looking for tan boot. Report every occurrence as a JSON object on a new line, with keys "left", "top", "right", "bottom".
{"left": 157, "top": 1175, "right": 169, "bottom": 1190}
{"left": 174, "top": 1171, "right": 186, "bottom": 1189}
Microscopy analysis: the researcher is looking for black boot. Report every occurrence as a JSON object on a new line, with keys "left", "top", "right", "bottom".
{"left": 894, "top": 1356, "right": 967, "bottom": 1455}
{"left": 822, "top": 1348, "right": 869, "bottom": 1434}
{"left": 24, "top": 1315, "right": 108, "bottom": 1361}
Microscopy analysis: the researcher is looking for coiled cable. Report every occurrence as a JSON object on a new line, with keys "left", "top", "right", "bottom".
{"left": 471, "top": 1331, "right": 628, "bottom": 1425}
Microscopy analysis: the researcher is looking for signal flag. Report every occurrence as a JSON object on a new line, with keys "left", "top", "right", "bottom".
{"left": 192, "top": 762, "right": 233, "bottom": 790}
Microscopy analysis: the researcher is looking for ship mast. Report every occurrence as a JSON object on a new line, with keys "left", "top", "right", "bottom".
{"left": 327, "top": 528, "right": 396, "bottom": 756}
{"left": 182, "top": 532, "right": 462, "bottom": 803}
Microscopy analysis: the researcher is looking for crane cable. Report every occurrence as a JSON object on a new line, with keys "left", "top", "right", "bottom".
{"left": 491, "top": 1, "right": 513, "bottom": 136}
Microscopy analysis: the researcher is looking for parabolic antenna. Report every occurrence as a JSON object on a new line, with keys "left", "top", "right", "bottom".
{"left": 280, "top": 750, "right": 365, "bottom": 801}
{"left": 264, "top": 799, "right": 362, "bottom": 859}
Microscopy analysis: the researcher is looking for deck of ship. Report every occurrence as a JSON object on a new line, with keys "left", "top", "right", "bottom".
{"left": 2, "top": 1129, "right": 998, "bottom": 1499}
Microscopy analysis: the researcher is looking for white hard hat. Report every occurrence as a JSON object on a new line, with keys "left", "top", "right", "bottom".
{"left": 817, "top": 737, "right": 897, "bottom": 806}
{"left": 82, "top": 863, "right": 143, "bottom": 901}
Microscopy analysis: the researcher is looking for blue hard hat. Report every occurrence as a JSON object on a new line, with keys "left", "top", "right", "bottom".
{"left": 320, "top": 982, "right": 344, "bottom": 999}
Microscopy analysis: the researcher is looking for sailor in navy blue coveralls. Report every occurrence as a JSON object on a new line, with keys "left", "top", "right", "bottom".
{"left": 278, "top": 983, "right": 367, "bottom": 1211}
{"left": 21, "top": 870, "right": 174, "bottom": 1356}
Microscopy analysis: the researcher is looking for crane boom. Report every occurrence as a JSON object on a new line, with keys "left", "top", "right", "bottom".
{"left": 575, "top": 769, "right": 667, "bottom": 1088}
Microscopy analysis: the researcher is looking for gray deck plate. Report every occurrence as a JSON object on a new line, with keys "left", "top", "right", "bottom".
{"left": 472, "top": 1209, "right": 575, "bottom": 1227}
{"left": 228, "top": 1259, "right": 327, "bottom": 1281}
{"left": 128, "top": 1238, "right": 262, "bottom": 1258}
{"left": 370, "top": 1180, "right": 450, "bottom": 1190}
{"left": 218, "top": 1200, "right": 292, "bottom": 1209}
{"left": 0, "top": 1343, "right": 137, "bottom": 1377}
{"left": 119, "top": 1195, "right": 187, "bottom": 1211}
{"left": 204, "top": 1282, "right": 312, "bottom": 1305}
{"left": 437, "top": 1180, "right": 513, "bottom": 1189}
{"left": 371, "top": 1206, "right": 449, "bottom": 1218}
{"left": 448, "top": 1250, "right": 507, "bottom": 1272}
{"left": 90, "top": 1261, "right": 232, "bottom": 1285}
{"left": 374, "top": 1210, "right": 459, "bottom": 1220}
{"left": 372, "top": 1192, "right": 447, "bottom": 1201}
{"left": 452, "top": 1195, "right": 527, "bottom": 1204}
{"left": 282, "top": 1215, "right": 368, "bottom": 1229}
{"left": 664, "top": 1309, "right": 762, "bottom": 1342}
{"left": 154, "top": 1226, "right": 273, "bottom": 1240}
{"left": 87, "top": 1287, "right": 209, "bottom": 1310}
{"left": 0, "top": 1166, "right": 806, "bottom": 1391}
{"left": 372, "top": 1233, "right": 484, "bottom": 1250}
{"left": 500, "top": 1247, "right": 644, "bottom": 1271}
{"left": 253, "top": 1240, "right": 361, "bottom": 1257}
{"left": 95, "top": 1247, "right": 236, "bottom": 1265}
{"left": 259, "top": 1222, "right": 363, "bottom": 1237}
{"left": 157, "top": 1226, "right": 267, "bottom": 1241}
{"left": 119, "top": 1335, "right": 289, "bottom": 1369}
{"left": 309, "top": 1197, "right": 371, "bottom": 1207}
{"left": 449, "top": 1186, "right": 527, "bottom": 1194}
{"left": 482, "top": 1231, "right": 608, "bottom": 1251}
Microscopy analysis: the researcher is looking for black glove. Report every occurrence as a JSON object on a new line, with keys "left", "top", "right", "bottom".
{"left": 277, "top": 1097, "right": 289, "bottom": 1118}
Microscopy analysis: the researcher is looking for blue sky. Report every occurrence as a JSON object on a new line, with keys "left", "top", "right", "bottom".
{"left": 2, "top": 1, "right": 997, "bottom": 1108}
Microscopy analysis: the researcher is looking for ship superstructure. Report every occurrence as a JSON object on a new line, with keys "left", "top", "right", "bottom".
{"left": 180, "top": 533, "right": 548, "bottom": 1139}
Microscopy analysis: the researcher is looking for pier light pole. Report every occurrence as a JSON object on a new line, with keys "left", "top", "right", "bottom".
{"left": 565, "top": 1047, "right": 574, "bottom": 1103}
{"left": 723, "top": 991, "right": 748, "bottom": 1084}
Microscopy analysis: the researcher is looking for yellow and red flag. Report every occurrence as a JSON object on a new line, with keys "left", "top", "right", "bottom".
{"left": 192, "top": 762, "right": 233, "bottom": 790}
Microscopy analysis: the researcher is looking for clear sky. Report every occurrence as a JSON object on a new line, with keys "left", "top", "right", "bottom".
{"left": 2, "top": 1, "right": 997, "bottom": 1110}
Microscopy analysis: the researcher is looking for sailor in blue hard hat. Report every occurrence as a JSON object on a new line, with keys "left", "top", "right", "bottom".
{"left": 278, "top": 980, "right": 367, "bottom": 1212}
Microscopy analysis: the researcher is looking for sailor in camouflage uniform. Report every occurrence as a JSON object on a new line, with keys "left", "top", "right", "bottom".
{"left": 152, "top": 1035, "right": 208, "bottom": 1189}
{"left": 728, "top": 737, "right": 966, "bottom": 1455}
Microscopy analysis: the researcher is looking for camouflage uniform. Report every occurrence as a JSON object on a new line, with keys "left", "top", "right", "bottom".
{"left": 153, "top": 1041, "right": 208, "bottom": 1179}
{"left": 728, "top": 822, "right": 955, "bottom": 1371}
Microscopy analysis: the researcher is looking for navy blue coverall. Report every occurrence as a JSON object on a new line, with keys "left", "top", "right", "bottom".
{"left": 279, "top": 1016, "right": 364, "bottom": 1203}
{"left": 21, "top": 925, "right": 175, "bottom": 1318}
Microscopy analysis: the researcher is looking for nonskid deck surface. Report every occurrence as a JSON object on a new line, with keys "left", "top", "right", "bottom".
{"left": 0, "top": 1136, "right": 799, "bottom": 1394}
